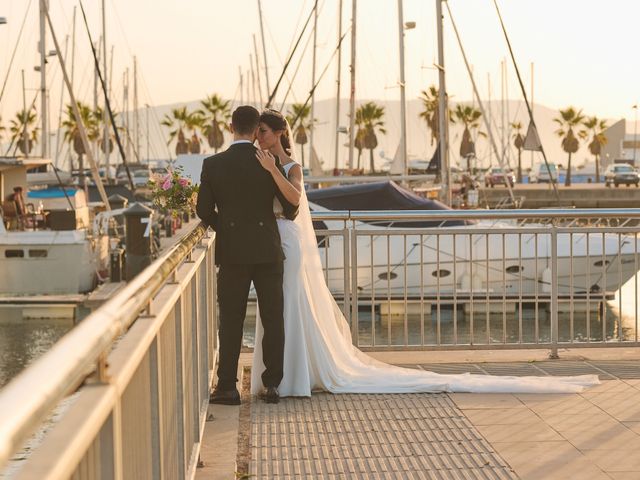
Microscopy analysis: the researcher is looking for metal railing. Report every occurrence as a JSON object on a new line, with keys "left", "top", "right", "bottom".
{"left": 0, "top": 223, "right": 216, "bottom": 479}
{"left": 310, "top": 208, "right": 640, "bottom": 356}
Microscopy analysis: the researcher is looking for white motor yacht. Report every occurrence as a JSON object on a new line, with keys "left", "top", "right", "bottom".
{"left": 0, "top": 157, "right": 109, "bottom": 296}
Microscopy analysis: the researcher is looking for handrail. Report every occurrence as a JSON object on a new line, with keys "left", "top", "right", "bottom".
{"left": 310, "top": 208, "right": 640, "bottom": 222}
{"left": 0, "top": 222, "right": 208, "bottom": 468}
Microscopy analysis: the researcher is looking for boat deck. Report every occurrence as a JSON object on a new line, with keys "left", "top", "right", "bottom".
{"left": 198, "top": 348, "right": 640, "bottom": 480}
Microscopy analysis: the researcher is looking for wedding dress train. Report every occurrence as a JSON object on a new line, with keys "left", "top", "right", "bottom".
{"left": 251, "top": 165, "right": 599, "bottom": 396}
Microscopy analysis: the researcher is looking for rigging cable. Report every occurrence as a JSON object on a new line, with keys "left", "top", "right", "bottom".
{"left": 78, "top": 0, "right": 135, "bottom": 191}
{"left": 0, "top": 0, "right": 34, "bottom": 106}
{"left": 266, "top": 4, "right": 316, "bottom": 107}
{"left": 290, "top": 29, "right": 350, "bottom": 129}
{"left": 444, "top": 1, "right": 516, "bottom": 204}
{"left": 491, "top": 0, "right": 560, "bottom": 203}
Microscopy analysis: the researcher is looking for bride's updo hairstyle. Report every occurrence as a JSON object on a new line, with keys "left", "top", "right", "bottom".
{"left": 260, "top": 108, "right": 292, "bottom": 156}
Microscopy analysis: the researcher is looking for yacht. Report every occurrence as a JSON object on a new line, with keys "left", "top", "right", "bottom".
{"left": 307, "top": 181, "right": 640, "bottom": 299}
{"left": 0, "top": 157, "right": 109, "bottom": 296}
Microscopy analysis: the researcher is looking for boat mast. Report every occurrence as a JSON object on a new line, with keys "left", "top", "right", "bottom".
{"left": 436, "top": 0, "right": 450, "bottom": 205}
{"left": 333, "top": 0, "right": 343, "bottom": 172}
{"left": 397, "top": 0, "right": 408, "bottom": 177}
{"left": 102, "top": 0, "right": 110, "bottom": 179}
{"left": 53, "top": 35, "right": 69, "bottom": 168}
{"left": 71, "top": 6, "right": 76, "bottom": 89}
{"left": 257, "top": 0, "right": 270, "bottom": 96}
{"left": 347, "top": 0, "right": 357, "bottom": 170}
{"left": 146, "top": 104, "right": 150, "bottom": 161}
{"left": 487, "top": 72, "right": 492, "bottom": 168}
{"left": 239, "top": 67, "right": 244, "bottom": 104}
{"left": 39, "top": 0, "right": 48, "bottom": 158}
{"left": 501, "top": 59, "right": 505, "bottom": 168}
{"left": 308, "top": 0, "right": 318, "bottom": 168}
{"left": 93, "top": 37, "right": 100, "bottom": 163}
{"left": 21, "top": 69, "right": 28, "bottom": 158}
{"left": 134, "top": 56, "right": 140, "bottom": 162}
{"left": 252, "top": 34, "right": 264, "bottom": 106}
{"left": 249, "top": 53, "right": 257, "bottom": 106}
{"left": 123, "top": 69, "right": 130, "bottom": 162}
{"left": 530, "top": 61, "right": 534, "bottom": 169}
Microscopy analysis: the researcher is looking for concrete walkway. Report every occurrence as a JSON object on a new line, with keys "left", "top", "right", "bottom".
{"left": 198, "top": 349, "right": 640, "bottom": 479}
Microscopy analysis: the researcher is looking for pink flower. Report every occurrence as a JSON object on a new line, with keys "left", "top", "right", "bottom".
{"left": 178, "top": 177, "right": 189, "bottom": 187}
{"left": 162, "top": 177, "right": 172, "bottom": 190}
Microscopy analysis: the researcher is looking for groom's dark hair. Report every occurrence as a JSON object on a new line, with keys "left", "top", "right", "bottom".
{"left": 231, "top": 105, "right": 260, "bottom": 135}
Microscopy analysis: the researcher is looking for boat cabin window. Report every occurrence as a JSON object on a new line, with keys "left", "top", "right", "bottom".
{"left": 28, "top": 249, "right": 48, "bottom": 258}
{"left": 4, "top": 249, "right": 24, "bottom": 258}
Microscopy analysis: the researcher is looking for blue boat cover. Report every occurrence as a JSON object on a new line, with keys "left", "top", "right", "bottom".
{"left": 27, "top": 187, "right": 78, "bottom": 198}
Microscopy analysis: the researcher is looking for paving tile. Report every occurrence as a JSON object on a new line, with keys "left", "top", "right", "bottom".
{"left": 581, "top": 380, "right": 635, "bottom": 394}
{"left": 608, "top": 473, "right": 640, "bottom": 480}
{"left": 622, "top": 421, "right": 640, "bottom": 434}
{"left": 449, "top": 392, "right": 525, "bottom": 409}
{"left": 477, "top": 422, "right": 564, "bottom": 443}
{"left": 492, "top": 441, "right": 608, "bottom": 480}
{"left": 560, "top": 425, "right": 640, "bottom": 450}
{"left": 581, "top": 449, "right": 640, "bottom": 472}
{"left": 541, "top": 413, "right": 621, "bottom": 432}
{"left": 461, "top": 407, "right": 541, "bottom": 425}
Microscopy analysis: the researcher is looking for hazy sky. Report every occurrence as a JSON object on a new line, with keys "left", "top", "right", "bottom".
{"left": 1, "top": 0, "right": 639, "bottom": 127}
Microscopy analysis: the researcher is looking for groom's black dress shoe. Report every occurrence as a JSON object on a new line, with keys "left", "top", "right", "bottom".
{"left": 258, "top": 386, "right": 280, "bottom": 404}
{"left": 209, "top": 387, "right": 241, "bottom": 405}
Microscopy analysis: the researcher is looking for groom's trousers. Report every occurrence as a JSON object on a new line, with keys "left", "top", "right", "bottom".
{"left": 216, "top": 261, "right": 285, "bottom": 390}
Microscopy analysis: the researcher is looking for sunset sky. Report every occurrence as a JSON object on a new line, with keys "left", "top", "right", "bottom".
{"left": 0, "top": 0, "right": 639, "bottom": 166}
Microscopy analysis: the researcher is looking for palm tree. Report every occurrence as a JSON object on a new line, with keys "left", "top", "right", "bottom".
{"left": 0, "top": 115, "right": 5, "bottom": 143}
{"left": 511, "top": 121, "right": 524, "bottom": 183}
{"left": 583, "top": 116, "right": 608, "bottom": 183}
{"left": 451, "top": 104, "right": 483, "bottom": 172}
{"left": 356, "top": 102, "right": 386, "bottom": 173}
{"left": 185, "top": 110, "right": 203, "bottom": 154}
{"left": 9, "top": 108, "right": 39, "bottom": 156}
{"left": 161, "top": 106, "right": 189, "bottom": 155}
{"left": 418, "top": 85, "right": 440, "bottom": 146}
{"left": 554, "top": 107, "right": 586, "bottom": 186}
{"left": 287, "top": 103, "right": 312, "bottom": 166}
{"left": 61, "top": 102, "right": 98, "bottom": 174}
{"left": 199, "top": 94, "right": 231, "bottom": 153}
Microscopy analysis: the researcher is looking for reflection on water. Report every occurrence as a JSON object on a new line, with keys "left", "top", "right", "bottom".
{"left": 243, "top": 275, "right": 639, "bottom": 348}
{"left": 0, "top": 315, "right": 72, "bottom": 389}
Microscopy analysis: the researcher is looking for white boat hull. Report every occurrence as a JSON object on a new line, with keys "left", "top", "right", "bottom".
{"left": 316, "top": 222, "right": 640, "bottom": 298}
{"left": 0, "top": 231, "right": 108, "bottom": 295}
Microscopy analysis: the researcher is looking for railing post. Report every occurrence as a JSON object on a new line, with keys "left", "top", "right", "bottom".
{"left": 342, "top": 219, "right": 351, "bottom": 323}
{"left": 550, "top": 222, "right": 560, "bottom": 359}
{"left": 350, "top": 219, "right": 359, "bottom": 346}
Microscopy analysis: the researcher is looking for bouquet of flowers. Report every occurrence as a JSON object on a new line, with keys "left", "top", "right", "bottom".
{"left": 148, "top": 167, "right": 199, "bottom": 217}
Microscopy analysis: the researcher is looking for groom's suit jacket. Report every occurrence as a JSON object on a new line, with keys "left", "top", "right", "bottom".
{"left": 196, "top": 142, "right": 298, "bottom": 265}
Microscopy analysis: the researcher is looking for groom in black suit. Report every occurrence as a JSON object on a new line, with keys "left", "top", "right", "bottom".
{"left": 196, "top": 105, "right": 296, "bottom": 404}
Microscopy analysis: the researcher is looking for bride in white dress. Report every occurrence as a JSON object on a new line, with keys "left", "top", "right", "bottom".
{"left": 250, "top": 109, "right": 599, "bottom": 396}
